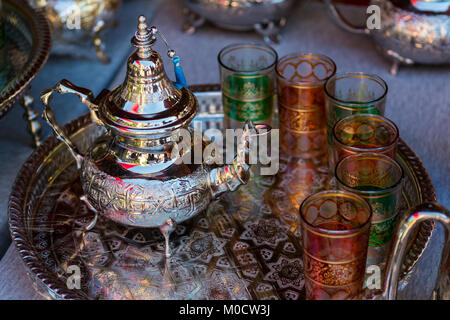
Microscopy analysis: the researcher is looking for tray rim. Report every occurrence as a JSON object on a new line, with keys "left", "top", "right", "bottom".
{"left": 8, "top": 84, "right": 436, "bottom": 300}
{"left": 0, "top": 0, "right": 52, "bottom": 119}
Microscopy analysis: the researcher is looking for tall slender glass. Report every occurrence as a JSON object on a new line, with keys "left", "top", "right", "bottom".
{"left": 299, "top": 190, "right": 372, "bottom": 300}
{"left": 335, "top": 153, "right": 403, "bottom": 247}
{"left": 331, "top": 114, "right": 399, "bottom": 168}
{"left": 325, "top": 73, "right": 388, "bottom": 171}
{"left": 218, "top": 43, "right": 277, "bottom": 129}
{"left": 276, "top": 53, "right": 336, "bottom": 158}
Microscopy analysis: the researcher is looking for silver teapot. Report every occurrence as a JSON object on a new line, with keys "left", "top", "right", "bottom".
{"left": 325, "top": 0, "right": 450, "bottom": 74}
{"left": 41, "top": 15, "right": 270, "bottom": 256}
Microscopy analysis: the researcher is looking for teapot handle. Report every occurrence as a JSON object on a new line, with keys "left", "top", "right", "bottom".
{"left": 323, "top": 0, "right": 369, "bottom": 35}
{"left": 40, "top": 79, "right": 99, "bottom": 169}
{"left": 383, "top": 202, "right": 450, "bottom": 300}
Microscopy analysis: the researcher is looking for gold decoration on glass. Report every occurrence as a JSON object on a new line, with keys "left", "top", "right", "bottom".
{"left": 299, "top": 190, "right": 372, "bottom": 300}
{"left": 218, "top": 43, "right": 277, "bottom": 128}
{"left": 276, "top": 53, "right": 336, "bottom": 158}
{"left": 331, "top": 114, "right": 399, "bottom": 169}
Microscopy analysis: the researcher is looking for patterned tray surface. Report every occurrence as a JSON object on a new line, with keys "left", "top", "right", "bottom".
{"left": 9, "top": 86, "right": 435, "bottom": 300}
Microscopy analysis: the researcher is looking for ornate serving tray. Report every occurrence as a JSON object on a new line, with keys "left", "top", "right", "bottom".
{"left": 9, "top": 85, "right": 435, "bottom": 300}
{"left": 0, "top": 0, "right": 51, "bottom": 118}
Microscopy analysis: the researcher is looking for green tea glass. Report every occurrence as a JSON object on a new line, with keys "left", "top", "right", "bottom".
{"left": 218, "top": 43, "right": 277, "bottom": 129}
{"left": 325, "top": 72, "right": 388, "bottom": 171}
{"left": 335, "top": 153, "right": 403, "bottom": 247}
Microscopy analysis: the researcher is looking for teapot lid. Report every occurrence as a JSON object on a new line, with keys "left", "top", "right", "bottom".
{"left": 97, "top": 16, "right": 198, "bottom": 138}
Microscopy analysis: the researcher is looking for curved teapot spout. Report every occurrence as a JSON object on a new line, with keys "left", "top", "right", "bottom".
{"left": 208, "top": 120, "right": 272, "bottom": 198}
{"left": 376, "top": 203, "right": 450, "bottom": 300}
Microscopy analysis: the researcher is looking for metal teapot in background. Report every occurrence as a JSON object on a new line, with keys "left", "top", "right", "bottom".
{"left": 325, "top": 0, "right": 450, "bottom": 74}
{"left": 28, "top": 0, "right": 121, "bottom": 63}
{"left": 181, "top": 0, "right": 298, "bottom": 43}
{"left": 41, "top": 15, "right": 271, "bottom": 257}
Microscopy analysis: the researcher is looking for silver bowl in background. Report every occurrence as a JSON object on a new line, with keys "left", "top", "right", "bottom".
{"left": 181, "top": 0, "right": 299, "bottom": 43}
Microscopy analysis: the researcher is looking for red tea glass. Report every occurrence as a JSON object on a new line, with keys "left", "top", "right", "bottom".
{"left": 276, "top": 53, "right": 336, "bottom": 158}
{"left": 299, "top": 190, "right": 372, "bottom": 300}
{"left": 331, "top": 114, "right": 399, "bottom": 167}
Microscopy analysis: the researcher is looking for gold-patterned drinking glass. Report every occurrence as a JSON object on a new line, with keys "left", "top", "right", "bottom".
{"left": 276, "top": 53, "right": 336, "bottom": 158}
{"left": 299, "top": 190, "right": 372, "bottom": 300}
{"left": 324, "top": 72, "right": 388, "bottom": 171}
{"left": 218, "top": 43, "right": 277, "bottom": 129}
{"left": 331, "top": 114, "right": 399, "bottom": 169}
{"left": 335, "top": 153, "right": 403, "bottom": 247}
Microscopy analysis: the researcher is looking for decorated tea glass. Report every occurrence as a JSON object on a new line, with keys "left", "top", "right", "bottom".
{"left": 331, "top": 114, "right": 399, "bottom": 168}
{"left": 324, "top": 72, "right": 388, "bottom": 170}
{"left": 335, "top": 153, "right": 404, "bottom": 247}
{"left": 218, "top": 42, "right": 277, "bottom": 129}
{"left": 299, "top": 190, "right": 372, "bottom": 300}
{"left": 276, "top": 53, "right": 336, "bottom": 158}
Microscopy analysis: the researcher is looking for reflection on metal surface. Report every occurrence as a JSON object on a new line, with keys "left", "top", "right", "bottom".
{"left": 20, "top": 93, "right": 43, "bottom": 147}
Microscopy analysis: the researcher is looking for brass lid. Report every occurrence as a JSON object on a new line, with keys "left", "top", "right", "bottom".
{"left": 98, "top": 16, "right": 197, "bottom": 138}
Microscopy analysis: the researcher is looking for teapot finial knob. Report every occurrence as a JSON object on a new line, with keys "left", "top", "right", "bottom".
{"left": 131, "top": 15, "right": 156, "bottom": 58}
{"left": 137, "top": 15, "right": 148, "bottom": 34}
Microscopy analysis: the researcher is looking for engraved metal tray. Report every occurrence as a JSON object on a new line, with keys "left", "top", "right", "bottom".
{"left": 0, "top": 0, "right": 51, "bottom": 119}
{"left": 9, "top": 84, "right": 435, "bottom": 300}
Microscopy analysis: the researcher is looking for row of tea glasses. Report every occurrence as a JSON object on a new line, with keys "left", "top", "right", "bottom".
{"left": 216, "top": 42, "right": 449, "bottom": 300}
